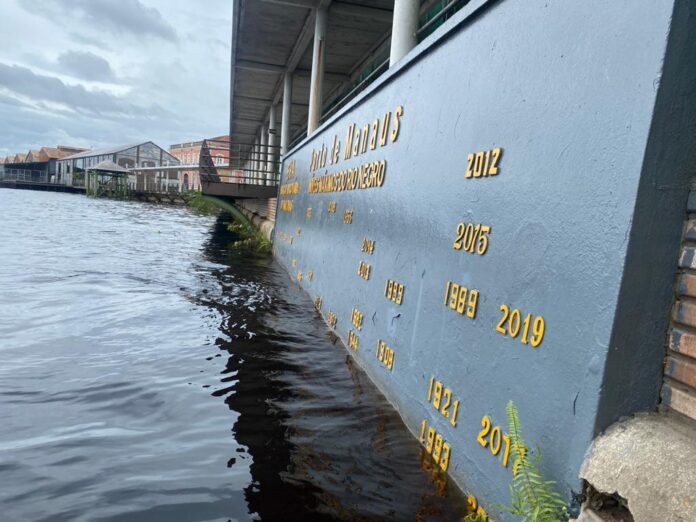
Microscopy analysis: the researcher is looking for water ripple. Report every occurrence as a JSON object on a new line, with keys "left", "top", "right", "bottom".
{"left": 0, "top": 190, "right": 467, "bottom": 521}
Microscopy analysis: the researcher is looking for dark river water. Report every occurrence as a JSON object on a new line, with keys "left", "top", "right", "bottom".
{"left": 0, "top": 189, "right": 468, "bottom": 521}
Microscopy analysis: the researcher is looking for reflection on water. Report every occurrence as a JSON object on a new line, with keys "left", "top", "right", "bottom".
{"left": 0, "top": 190, "right": 468, "bottom": 521}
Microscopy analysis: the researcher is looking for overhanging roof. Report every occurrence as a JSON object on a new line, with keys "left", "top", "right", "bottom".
{"left": 230, "top": 0, "right": 397, "bottom": 155}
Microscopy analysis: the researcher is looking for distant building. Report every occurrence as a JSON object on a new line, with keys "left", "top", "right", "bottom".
{"left": 169, "top": 135, "right": 230, "bottom": 191}
{"left": 1, "top": 145, "right": 87, "bottom": 183}
{"left": 57, "top": 142, "right": 179, "bottom": 191}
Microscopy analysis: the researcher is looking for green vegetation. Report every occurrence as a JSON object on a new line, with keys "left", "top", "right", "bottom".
{"left": 462, "top": 402, "right": 568, "bottom": 522}
{"left": 226, "top": 219, "right": 272, "bottom": 254}
{"left": 183, "top": 191, "right": 220, "bottom": 215}
{"left": 496, "top": 401, "right": 568, "bottom": 522}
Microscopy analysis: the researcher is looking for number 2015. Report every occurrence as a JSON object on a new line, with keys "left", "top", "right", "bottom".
{"left": 477, "top": 415, "right": 511, "bottom": 468}
{"left": 495, "top": 305, "right": 545, "bottom": 347}
{"left": 453, "top": 222, "right": 491, "bottom": 255}
{"left": 465, "top": 147, "right": 502, "bottom": 179}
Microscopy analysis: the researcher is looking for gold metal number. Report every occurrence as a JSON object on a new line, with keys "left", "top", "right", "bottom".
{"left": 477, "top": 415, "right": 491, "bottom": 447}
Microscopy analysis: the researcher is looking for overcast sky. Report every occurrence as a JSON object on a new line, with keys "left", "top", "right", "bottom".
{"left": 0, "top": 0, "right": 231, "bottom": 157}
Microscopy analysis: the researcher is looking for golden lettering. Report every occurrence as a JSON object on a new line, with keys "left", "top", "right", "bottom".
{"left": 361, "top": 238, "right": 375, "bottom": 254}
{"left": 307, "top": 160, "right": 386, "bottom": 194}
{"left": 370, "top": 119, "right": 379, "bottom": 149}
{"left": 344, "top": 124, "right": 355, "bottom": 160}
{"left": 391, "top": 105, "right": 403, "bottom": 142}
{"left": 331, "top": 135, "right": 340, "bottom": 164}
{"left": 379, "top": 112, "right": 391, "bottom": 147}
{"left": 360, "top": 124, "right": 369, "bottom": 153}
{"left": 476, "top": 415, "right": 511, "bottom": 468}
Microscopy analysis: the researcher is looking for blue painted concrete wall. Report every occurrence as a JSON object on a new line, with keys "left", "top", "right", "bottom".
{"left": 273, "top": 0, "right": 696, "bottom": 518}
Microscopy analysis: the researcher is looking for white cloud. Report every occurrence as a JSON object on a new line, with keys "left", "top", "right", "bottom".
{"left": 0, "top": 0, "right": 231, "bottom": 155}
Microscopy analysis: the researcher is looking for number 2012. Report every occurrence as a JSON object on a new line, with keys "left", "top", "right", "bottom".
{"left": 495, "top": 305, "right": 545, "bottom": 347}
{"left": 465, "top": 147, "right": 502, "bottom": 179}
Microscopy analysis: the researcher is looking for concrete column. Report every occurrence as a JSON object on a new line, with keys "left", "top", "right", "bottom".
{"left": 389, "top": 0, "right": 419, "bottom": 66}
{"left": 281, "top": 73, "right": 293, "bottom": 155}
{"left": 268, "top": 104, "right": 278, "bottom": 185}
{"left": 260, "top": 125, "right": 268, "bottom": 186}
{"left": 307, "top": 7, "right": 328, "bottom": 136}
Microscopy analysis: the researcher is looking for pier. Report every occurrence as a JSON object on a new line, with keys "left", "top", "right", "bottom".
{"left": 227, "top": 1, "right": 696, "bottom": 520}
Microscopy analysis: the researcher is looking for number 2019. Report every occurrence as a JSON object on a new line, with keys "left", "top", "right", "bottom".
{"left": 495, "top": 305, "right": 545, "bottom": 347}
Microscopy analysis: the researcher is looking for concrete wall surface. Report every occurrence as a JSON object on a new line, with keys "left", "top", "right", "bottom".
{"left": 272, "top": 0, "right": 696, "bottom": 518}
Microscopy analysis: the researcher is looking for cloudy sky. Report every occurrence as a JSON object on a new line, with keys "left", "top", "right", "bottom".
{"left": 0, "top": 0, "right": 231, "bottom": 157}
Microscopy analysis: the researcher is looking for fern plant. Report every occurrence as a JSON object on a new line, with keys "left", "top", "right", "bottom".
{"left": 497, "top": 401, "right": 568, "bottom": 522}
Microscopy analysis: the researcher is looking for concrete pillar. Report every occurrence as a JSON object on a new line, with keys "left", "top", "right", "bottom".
{"left": 307, "top": 7, "right": 328, "bottom": 136}
{"left": 268, "top": 104, "right": 278, "bottom": 185}
{"left": 260, "top": 125, "right": 268, "bottom": 186}
{"left": 281, "top": 73, "right": 293, "bottom": 155}
{"left": 389, "top": 0, "right": 419, "bottom": 67}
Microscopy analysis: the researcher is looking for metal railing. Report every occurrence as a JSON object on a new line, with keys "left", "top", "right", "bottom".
{"left": 282, "top": 0, "right": 472, "bottom": 152}
{"left": 203, "top": 141, "right": 281, "bottom": 187}
{"left": 1, "top": 169, "right": 51, "bottom": 184}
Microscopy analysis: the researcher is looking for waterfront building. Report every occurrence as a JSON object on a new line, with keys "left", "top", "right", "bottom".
{"left": 1, "top": 145, "right": 84, "bottom": 184}
{"left": 224, "top": 1, "right": 696, "bottom": 520}
{"left": 169, "top": 135, "right": 230, "bottom": 192}
{"left": 56, "top": 142, "right": 179, "bottom": 190}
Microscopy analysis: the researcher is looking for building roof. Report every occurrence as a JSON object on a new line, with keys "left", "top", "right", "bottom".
{"left": 41, "top": 147, "right": 74, "bottom": 160}
{"left": 60, "top": 143, "right": 144, "bottom": 160}
{"left": 26, "top": 149, "right": 39, "bottom": 160}
{"left": 170, "top": 135, "right": 230, "bottom": 149}
{"left": 92, "top": 160, "right": 129, "bottom": 173}
{"left": 229, "top": 1, "right": 395, "bottom": 155}
{"left": 57, "top": 145, "right": 89, "bottom": 154}
{"left": 14, "top": 153, "right": 27, "bottom": 162}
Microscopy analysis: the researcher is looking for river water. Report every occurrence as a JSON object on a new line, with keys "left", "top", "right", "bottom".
{"left": 0, "top": 189, "right": 468, "bottom": 521}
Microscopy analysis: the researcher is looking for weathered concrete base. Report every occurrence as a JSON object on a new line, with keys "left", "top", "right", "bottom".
{"left": 572, "top": 508, "right": 611, "bottom": 522}
{"left": 579, "top": 413, "right": 696, "bottom": 522}
{"left": 235, "top": 204, "right": 274, "bottom": 241}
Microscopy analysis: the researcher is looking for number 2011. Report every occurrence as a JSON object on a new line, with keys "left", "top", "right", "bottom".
{"left": 465, "top": 147, "right": 502, "bottom": 179}
{"left": 477, "top": 415, "right": 510, "bottom": 468}
{"left": 495, "top": 305, "right": 545, "bottom": 347}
